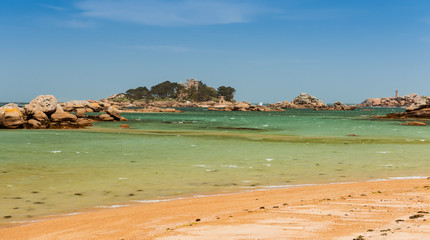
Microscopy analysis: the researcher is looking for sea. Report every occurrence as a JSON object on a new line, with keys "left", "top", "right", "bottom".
{"left": 1, "top": 107, "right": 430, "bottom": 224}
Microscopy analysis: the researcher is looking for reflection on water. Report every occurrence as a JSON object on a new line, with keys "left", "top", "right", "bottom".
{"left": 1, "top": 108, "right": 429, "bottom": 224}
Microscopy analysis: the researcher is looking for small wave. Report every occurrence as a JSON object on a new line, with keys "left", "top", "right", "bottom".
{"left": 376, "top": 151, "right": 390, "bottom": 154}
{"left": 50, "top": 150, "right": 62, "bottom": 153}
{"left": 118, "top": 177, "right": 128, "bottom": 180}
{"left": 64, "top": 212, "right": 81, "bottom": 216}
{"left": 96, "top": 204, "right": 130, "bottom": 208}
{"left": 221, "top": 165, "right": 238, "bottom": 168}
{"left": 265, "top": 158, "right": 273, "bottom": 161}
{"left": 194, "top": 165, "right": 207, "bottom": 167}
{"left": 379, "top": 164, "right": 393, "bottom": 167}
{"left": 388, "top": 176, "right": 427, "bottom": 180}
{"left": 263, "top": 164, "right": 271, "bottom": 167}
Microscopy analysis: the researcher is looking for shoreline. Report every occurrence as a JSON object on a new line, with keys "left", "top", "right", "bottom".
{"left": 2, "top": 178, "right": 430, "bottom": 239}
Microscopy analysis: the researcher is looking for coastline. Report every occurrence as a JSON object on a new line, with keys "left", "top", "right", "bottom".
{"left": 2, "top": 178, "right": 430, "bottom": 239}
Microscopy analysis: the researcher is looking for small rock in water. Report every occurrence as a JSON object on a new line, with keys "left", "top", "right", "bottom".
{"left": 401, "top": 121, "right": 426, "bottom": 126}
{"left": 120, "top": 124, "right": 130, "bottom": 128}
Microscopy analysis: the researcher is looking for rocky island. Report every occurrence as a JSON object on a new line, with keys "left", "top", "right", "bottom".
{"left": 0, "top": 95, "right": 126, "bottom": 129}
{"left": 358, "top": 91, "right": 428, "bottom": 108}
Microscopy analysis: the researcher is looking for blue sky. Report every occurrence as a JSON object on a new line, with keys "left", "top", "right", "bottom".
{"left": 1, "top": 0, "right": 429, "bottom": 103}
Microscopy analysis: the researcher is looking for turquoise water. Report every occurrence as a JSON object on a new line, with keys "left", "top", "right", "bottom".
{"left": 1, "top": 108, "right": 430, "bottom": 224}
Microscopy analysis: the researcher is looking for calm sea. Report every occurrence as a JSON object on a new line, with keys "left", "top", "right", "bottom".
{"left": 1, "top": 108, "right": 430, "bottom": 224}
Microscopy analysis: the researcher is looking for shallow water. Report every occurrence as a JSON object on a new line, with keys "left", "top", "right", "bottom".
{"left": 1, "top": 108, "right": 430, "bottom": 224}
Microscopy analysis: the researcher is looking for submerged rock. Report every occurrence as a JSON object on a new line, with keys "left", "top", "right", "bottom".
{"left": 401, "top": 121, "right": 427, "bottom": 126}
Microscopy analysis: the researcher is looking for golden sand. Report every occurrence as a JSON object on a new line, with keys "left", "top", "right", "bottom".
{"left": 1, "top": 179, "right": 430, "bottom": 240}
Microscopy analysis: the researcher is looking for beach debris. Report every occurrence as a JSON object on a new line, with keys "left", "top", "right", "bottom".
{"left": 353, "top": 235, "right": 365, "bottom": 240}
{"left": 3, "top": 216, "right": 12, "bottom": 219}
{"left": 417, "top": 211, "right": 429, "bottom": 214}
{"left": 395, "top": 219, "right": 404, "bottom": 223}
{"left": 409, "top": 214, "right": 424, "bottom": 219}
{"left": 195, "top": 218, "right": 201, "bottom": 222}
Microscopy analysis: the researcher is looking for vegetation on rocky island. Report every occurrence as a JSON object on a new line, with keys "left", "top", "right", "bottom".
{"left": 115, "top": 80, "right": 235, "bottom": 103}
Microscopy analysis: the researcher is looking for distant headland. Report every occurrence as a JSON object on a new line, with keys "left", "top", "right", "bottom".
{"left": 1, "top": 79, "right": 429, "bottom": 129}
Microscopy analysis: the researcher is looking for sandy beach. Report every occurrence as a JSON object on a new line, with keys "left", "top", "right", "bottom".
{"left": 1, "top": 178, "right": 430, "bottom": 240}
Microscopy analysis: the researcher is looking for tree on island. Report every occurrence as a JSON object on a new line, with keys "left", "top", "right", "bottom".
{"left": 117, "top": 80, "right": 235, "bottom": 103}
{"left": 125, "top": 87, "right": 151, "bottom": 103}
{"left": 217, "top": 86, "right": 236, "bottom": 101}
{"left": 150, "top": 81, "right": 182, "bottom": 99}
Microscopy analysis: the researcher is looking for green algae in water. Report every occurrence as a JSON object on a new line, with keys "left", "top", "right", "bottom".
{"left": 1, "top": 108, "right": 430, "bottom": 224}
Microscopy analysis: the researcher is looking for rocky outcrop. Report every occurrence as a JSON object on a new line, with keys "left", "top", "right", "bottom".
{"left": 381, "top": 101, "right": 430, "bottom": 119}
{"left": 358, "top": 94, "right": 428, "bottom": 107}
{"left": 320, "top": 102, "right": 356, "bottom": 111}
{"left": 50, "top": 105, "right": 78, "bottom": 122}
{"left": 289, "top": 93, "right": 327, "bottom": 108}
{"left": 0, "top": 103, "right": 25, "bottom": 129}
{"left": 27, "top": 119, "right": 43, "bottom": 129}
{"left": 106, "top": 106, "right": 121, "bottom": 120}
{"left": 33, "top": 111, "right": 49, "bottom": 124}
{"left": 76, "top": 108, "right": 86, "bottom": 118}
{"left": 0, "top": 95, "right": 127, "bottom": 129}
{"left": 123, "top": 107, "right": 183, "bottom": 113}
{"left": 208, "top": 102, "right": 285, "bottom": 112}
{"left": 26, "top": 95, "right": 58, "bottom": 114}
{"left": 61, "top": 100, "right": 108, "bottom": 112}
{"left": 99, "top": 114, "right": 115, "bottom": 121}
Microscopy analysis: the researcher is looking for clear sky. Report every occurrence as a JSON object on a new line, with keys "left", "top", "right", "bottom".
{"left": 1, "top": 0, "right": 429, "bottom": 103}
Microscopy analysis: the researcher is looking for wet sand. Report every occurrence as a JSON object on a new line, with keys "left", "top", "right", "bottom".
{"left": 1, "top": 178, "right": 430, "bottom": 240}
